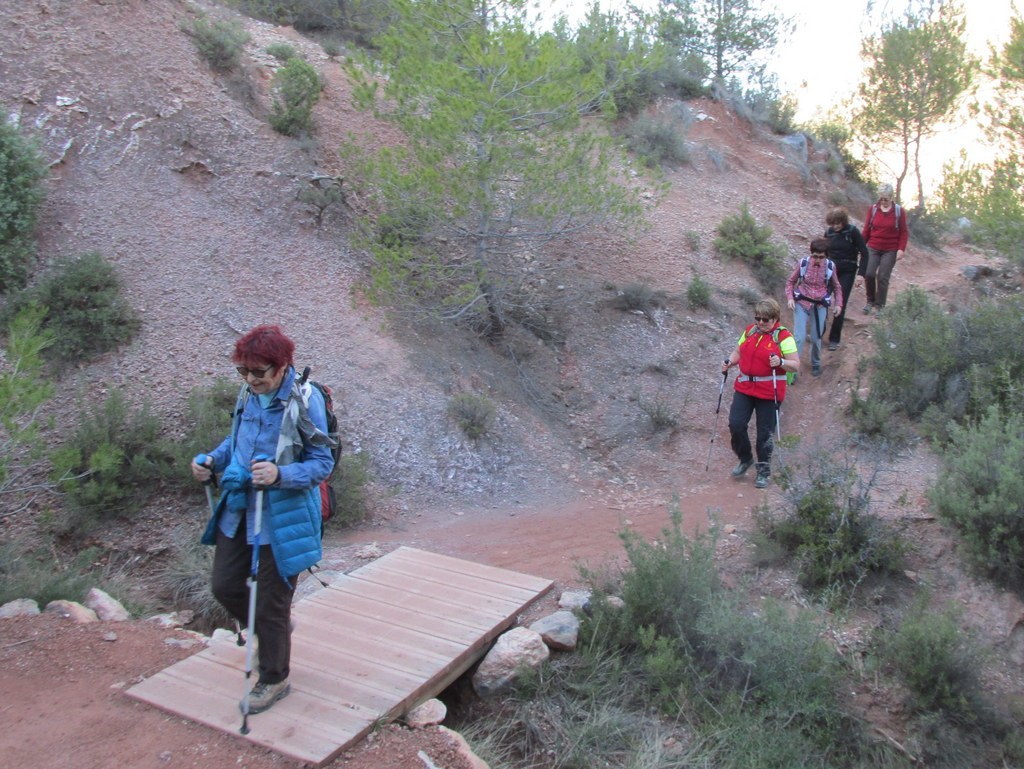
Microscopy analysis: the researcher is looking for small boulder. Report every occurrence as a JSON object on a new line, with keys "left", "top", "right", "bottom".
{"left": 472, "top": 627, "right": 549, "bottom": 697}
{"left": 44, "top": 600, "right": 99, "bottom": 624}
{"left": 557, "top": 590, "right": 591, "bottom": 612}
{"left": 406, "top": 698, "right": 447, "bottom": 727}
{"left": 85, "top": 588, "right": 130, "bottom": 621}
{"left": 0, "top": 598, "right": 40, "bottom": 618}
{"left": 529, "top": 610, "right": 580, "bottom": 651}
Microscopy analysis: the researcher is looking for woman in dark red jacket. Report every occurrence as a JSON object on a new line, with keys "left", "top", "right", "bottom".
{"left": 862, "top": 183, "right": 909, "bottom": 313}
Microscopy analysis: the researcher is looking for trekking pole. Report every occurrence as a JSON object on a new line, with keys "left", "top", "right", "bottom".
{"left": 193, "top": 453, "right": 219, "bottom": 519}
{"left": 772, "top": 363, "right": 782, "bottom": 443}
{"left": 705, "top": 363, "right": 729, "bottom": 472}
{"left": 240, "top": 455, "right": 270, "bottom": 735}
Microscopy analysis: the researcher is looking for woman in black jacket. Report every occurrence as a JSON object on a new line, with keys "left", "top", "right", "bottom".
{"left": 824, "top": 207, "right": 869, "bottom": 350}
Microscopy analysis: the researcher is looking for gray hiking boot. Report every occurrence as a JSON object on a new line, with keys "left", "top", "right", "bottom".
{"left": 754, "top": 463, "right": 771, "bottom": 489}
{"left": 240, "top": 679, "right": 290, "bottom": 715}
{"left": 731, "top": 459, "right": 754, "bottom": 477}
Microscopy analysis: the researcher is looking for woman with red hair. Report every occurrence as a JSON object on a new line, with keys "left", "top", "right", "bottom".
{"left": 191, "top": 324, "right": 335, "bottom": 715}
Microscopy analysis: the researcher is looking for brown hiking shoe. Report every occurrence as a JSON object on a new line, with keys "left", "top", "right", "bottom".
{"left": 240, "top": 679, "right": 290, "bottom": 715}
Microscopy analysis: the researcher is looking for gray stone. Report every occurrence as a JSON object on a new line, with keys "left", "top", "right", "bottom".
{"left": 44, "top": 600, "right": 99, "bottom": 624}
{"left": 557, "top": 590, "right": 591, "bottom": 612}
{"left": 0, "top": 598, "right": 40, "bottom": 618}
{"left": 472, "top": 626, "right": 549, "bottom": 697}
{"left": 406, "top": 698, "right": 447, "bottom": 727}
{"left": 85, "top": 587, "right": 130, "bottom": 621}
{"left": 529, "top": 610, "right": 580, "bottom": 651}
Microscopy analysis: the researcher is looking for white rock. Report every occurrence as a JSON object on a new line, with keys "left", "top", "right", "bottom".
{"left": 406, "top": 698, "right": 447, "bottom": 727}
{"left": 85, "top": 588, "right": 130, "bottom": 621}
{"left": 557, "top": 590, "right": 591, "bottom": 612}
{"left": 0, "top": 598, "right": 40, "bottom": 618}
{"left": 472, "top": 627, "right": 549, "bottom": 697}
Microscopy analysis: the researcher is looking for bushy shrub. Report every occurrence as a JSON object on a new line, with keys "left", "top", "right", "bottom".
{"left": 623, "top": 115, "right": 689, "bottom": 168}
{"left": 611, "top": 281, "right": 666, "bottom": 318}
{"left": 51, "top": 392, "right": 177, "bottom": 537}
{"left": 150, "top": 525, "right": 230, "bottom": 633}
{"left": 714, "top": 202, "right": 788, "bottom": 289}
{"left": 265, "top": 42, "right": 298, "bottom": 62}
{"left": 180, "top": 377, "right": 238, "bottom": 470}
{"left": 928, "top": 407, "right": 1024, "bottom": 589}
{"left": 329, "top": 452, "right": 372, "bottom": 529}
{"left": 0, "top": 116, "right": 47, "bottom": 294}
{"left": 880, "top": 599, "right": 985, "bottom": 720}
{"left": 269, "top": 57, "right": 322, "bottom": 136}
{"left": 637, "top": 394, "right": 677, "bottom": 432}
{"left": 16, "top": 251, "right": 140, "bottom": 364}
{"left": 186, "top": 16, "right": 250, "bottom": 72}
{"left": 756, "top": 453, "right": 905, "bottom": 602}
{"left": 447, "top": 393, "right": 495, "bottom": 439}
{"left": 686, "top": 274, "right": 711, "bottom": 309}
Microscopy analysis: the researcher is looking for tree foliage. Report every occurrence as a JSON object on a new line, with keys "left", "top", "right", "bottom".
{"left": 856, "top": 1, "right": 976, "bottom": 209}
{"left": 657, "top": 0, "right": 789, "bottom": 86}
{"left": 343, "top": 0, "right": 652, "bottom": 336}
{"left": 269, "top": 57, "right": 322, "bottom": 136}
{"left": 0, "top": 116, "right": 47, "bottom": 295}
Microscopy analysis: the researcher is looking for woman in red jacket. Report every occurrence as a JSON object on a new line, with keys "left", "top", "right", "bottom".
{"left": 862, "top": 183, "right": 909, "bottom": 313}
{"left": 721, "top": 299, "right": 799, "bottom": 489}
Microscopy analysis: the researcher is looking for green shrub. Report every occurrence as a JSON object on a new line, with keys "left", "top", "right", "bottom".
{"left": 686, "top": 274, "right": 711, "bottom": 309}
{"left": 265, "top": 42, "right": 298, "bottom": 62}
{"left": 0, "top": 116, "right": 46, "bottom": 294}
{"left": 881, "top": 599, "right": 985, "bottom": 720}
{"left": 330, "top": 452, "right": 371, "bottom": 529}
{"left": 0, "top": 304, "right": 54, "bottom": 491}
{"left": 638, "top": 394, "right": 678, "bottom": 432}
{"left": 179, "top": 378, "right": 238, "bottom": 470}
{"left": 16, "top": 251, "right": 140, "bottom": 364}
{"left": 321, "top": 37, "right": 342, "bottom": 58}
{"left": 928, "top": 406, "right": 1024, "bottom": 589}
{"left": 714, "top": 202, "right": 788, "bottom": 290}
{"left": 51, "top": 392, "right": 177, "bottom": 537}
{"left": 187, "top": 16, "right": 250, "bottom": 72}
{"left": 269, "top": 57, "right": 322, "bottom": 136}
{"left": 611, "top": 281, "right": 666, "bottom": 318}
{"left": 623, "top": 115, "right": 689, "bottom": 168}
{"left": 448, "top": 393, "right": 495, "bottom": 439}
{"left": 0, "top": 535, "right": 96, "bottom": 606}
{"left": 684, "top": 229, "right": 701, "bottom": 251}
{"left": 150, "top": 524, "right": 230, "bottom": 633}
{"left": 756, "top": 453, "right": 905, "bottom": 602}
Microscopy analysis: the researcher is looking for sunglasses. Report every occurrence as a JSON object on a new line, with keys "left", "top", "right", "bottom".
{"left": 236, "top": 364, "right": 276, "bottom": 379}
{"left": 754, "top": 316, "right": 773, "bottom": 322}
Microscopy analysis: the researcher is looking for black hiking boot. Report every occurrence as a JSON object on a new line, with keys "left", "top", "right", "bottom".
{"left": 731, "top": 459, "right": 754, "bottom": 477}
{"left": 754, "top": 463, "right": 771, "bottom": 489}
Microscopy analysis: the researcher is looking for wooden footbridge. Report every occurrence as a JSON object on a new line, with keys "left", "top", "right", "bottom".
{"left": 126, "top": 546, "right": 553, "bottom": 766}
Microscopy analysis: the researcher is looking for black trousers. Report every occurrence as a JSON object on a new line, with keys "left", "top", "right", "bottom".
{"left": 211, "top": 521, "right": 295, "bottom": 684}
{"left": 828, "top": 268, "right": 858, "bottom": 344}
{"left": 728, "top": 391, "right": 778, "bottom": 466}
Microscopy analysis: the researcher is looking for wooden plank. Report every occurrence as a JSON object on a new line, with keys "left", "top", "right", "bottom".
{"left": 390, "top": 546, "right": 554, "bottom": 593}
{"left": 316, "top": 577, "right": 505, "bottom": 630}
{"left": 125, "top": 548, "right": 553, "bottom": 768}
{"left": 354, "top": 559, "right": 540, "bottom": 606}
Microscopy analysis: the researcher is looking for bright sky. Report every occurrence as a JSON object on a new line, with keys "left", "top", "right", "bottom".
{"left": 539, "top": 0, "right": 1017, "bottom": 195}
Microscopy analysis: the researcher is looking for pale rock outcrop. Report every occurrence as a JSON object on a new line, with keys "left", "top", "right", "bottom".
{"left": 406, "top": 698, "right": 447, "bottom": 727}
{"left": 472, "top": 626, "right": 549, "bottom": 697}
{"left": 44, "top": 600, "right": 99, "bottom": 623}
{"left": 438, "top": 726, "right": 491, "bottom": 769}
{"left": 85, "top": 588, "right": 130, "bottom": 621}
{"left": 0, "top": 598, "right": 40, "bottom": 618}
{"left": 557, "top": 590, "right": 591, "bottom": 612}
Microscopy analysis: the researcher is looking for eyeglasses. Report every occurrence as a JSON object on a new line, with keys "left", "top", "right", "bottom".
{"left": 810, "top": 252, "right": 827, "bottom": 258}
{"left": 754, "top": 316, "right": 773, "bottom": 322}
{"left": 236, "top": 364, "right": 275, "bottom": 379}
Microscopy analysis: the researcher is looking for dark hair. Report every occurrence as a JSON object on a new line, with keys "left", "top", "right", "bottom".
{"left": 825, "top": 207, "right": 849, "bottom": 227}
{"left": 809, "top": 237, "right": 831, "bottom": 255}
{"left": 232, "top": 324, "right": 295, "bottom": 370}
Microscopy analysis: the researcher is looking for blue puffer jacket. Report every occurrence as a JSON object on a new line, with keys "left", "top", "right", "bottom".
{"left": 201, "top": 366, "right": 334, "bottom": 579}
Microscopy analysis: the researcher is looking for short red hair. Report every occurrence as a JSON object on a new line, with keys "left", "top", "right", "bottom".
{"left": 232, "top": 324, "right": 295, "bottom": 370}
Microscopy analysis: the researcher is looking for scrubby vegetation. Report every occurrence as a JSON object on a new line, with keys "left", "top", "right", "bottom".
{"left": 714, "top": 202, "right": 788, "bottom": 289}
{"left": 448, "top": 393, "right": 496, "bottom": 439}
{"left": 185, "top": 16, "right": 250, "bottom": 72}
{"left": 0, "top": 116, "right": 47, "bottom": 294}
{"left": 269, "top": 57, "right": 322, "bottom": 136}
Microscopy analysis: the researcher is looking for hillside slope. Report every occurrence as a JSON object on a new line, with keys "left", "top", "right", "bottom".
{"left": 3, "top": 2, "right": 1022, "bottom": 768}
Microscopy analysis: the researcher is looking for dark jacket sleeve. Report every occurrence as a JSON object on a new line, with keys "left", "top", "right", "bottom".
{"left": 852, "top": 226, "right": 869, "bottom": 275}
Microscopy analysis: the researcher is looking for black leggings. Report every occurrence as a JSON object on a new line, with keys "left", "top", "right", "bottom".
{"left": 828, "top": 268, "right": 857, "bottom": 344}
{"left": 728, "top": 391, "right": 778, "bottom": 466}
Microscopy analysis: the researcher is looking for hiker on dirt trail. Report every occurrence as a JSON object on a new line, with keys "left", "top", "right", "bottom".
{"left": 823, "top": 207, "right": 869, "bottom": 351}
{"left": 190, "top": 324, "right": 334, "bottom": 716}
{"left": 785, "top": 238, "right": 843, "bottom": 379}
{"left": 862, "top": 183, "right": 909, "bottom": 314}
{"left": 721, "top": 298, "right": 799, "bottom": 489}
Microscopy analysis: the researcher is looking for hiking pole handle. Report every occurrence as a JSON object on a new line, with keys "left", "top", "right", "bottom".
{"left": 193, "top": 453, "right": 218, "bottom": 488}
